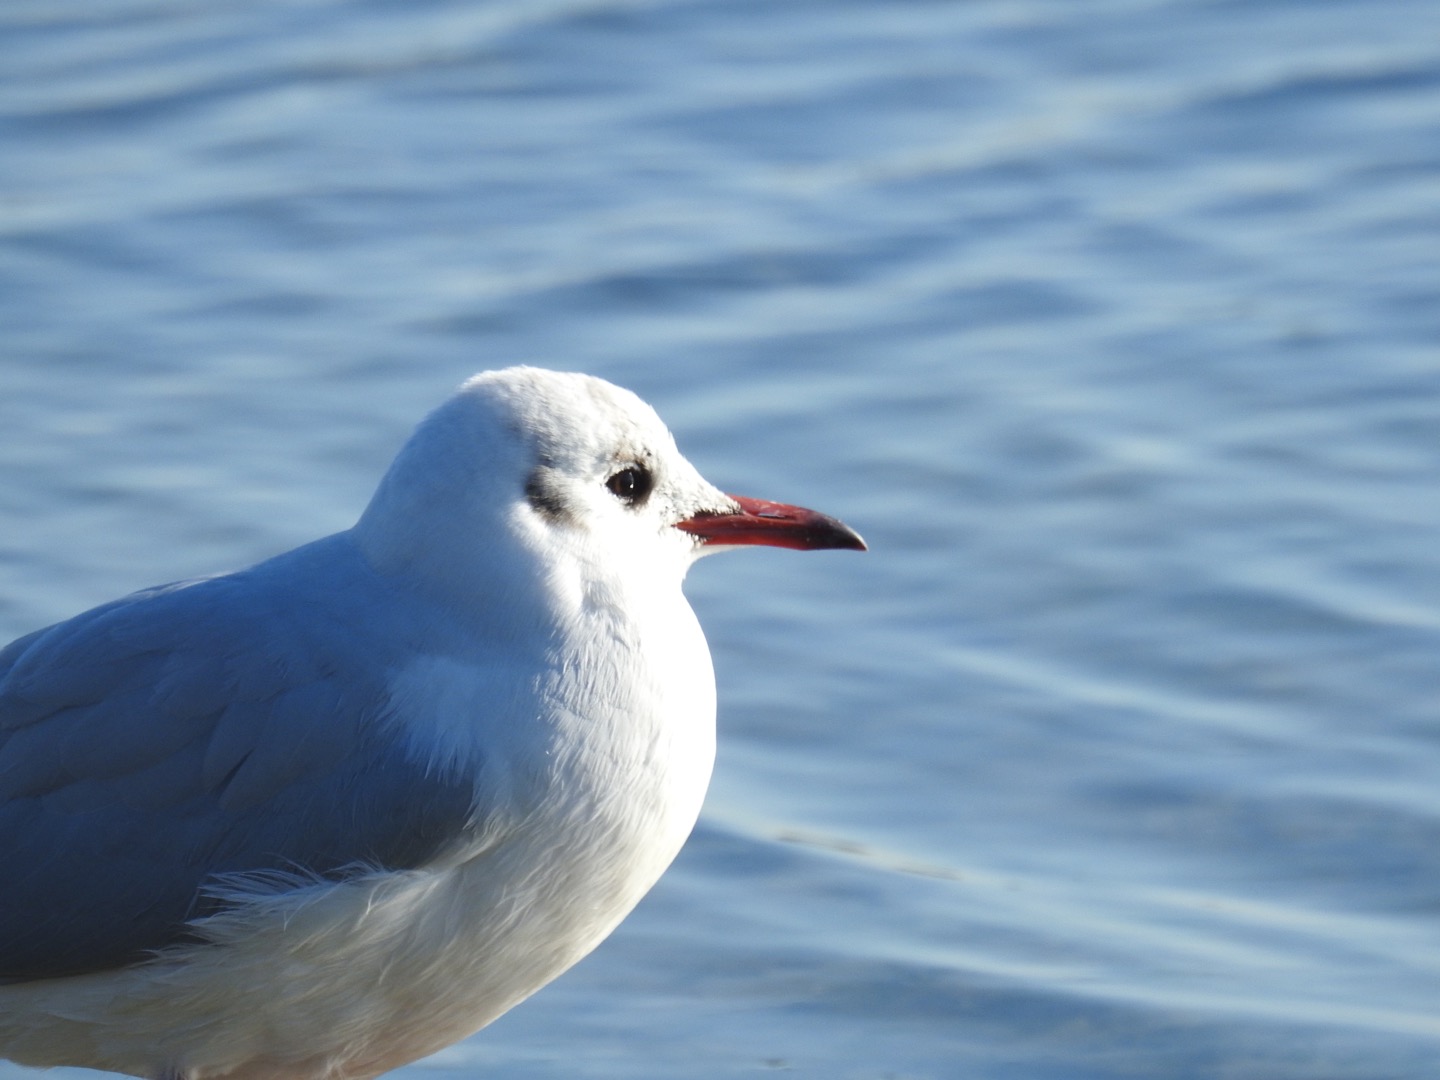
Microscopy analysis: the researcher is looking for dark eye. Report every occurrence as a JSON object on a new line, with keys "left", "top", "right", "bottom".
{"left": 605, "top": 465, "right": 653, "bottom": 506}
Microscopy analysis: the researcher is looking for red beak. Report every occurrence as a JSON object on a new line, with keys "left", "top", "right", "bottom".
{"left": 677, "top": 494, "right": 867, "bottom": 552}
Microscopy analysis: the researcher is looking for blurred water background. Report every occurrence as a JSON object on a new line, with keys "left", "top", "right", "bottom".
{"left": 4, "top": 1, "right": 1440, "bottom": 1077}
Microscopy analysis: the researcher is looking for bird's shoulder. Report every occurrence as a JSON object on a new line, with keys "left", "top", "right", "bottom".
{"left": 0, "top": 533, "right": 483, "bottom": 982}
{"left": 1, "top": 535, "right": 396, "bottom": 801}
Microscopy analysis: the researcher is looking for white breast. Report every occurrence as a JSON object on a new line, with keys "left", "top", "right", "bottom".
{"left": 0, "top": 577, "right": 717, "bottom": 1080}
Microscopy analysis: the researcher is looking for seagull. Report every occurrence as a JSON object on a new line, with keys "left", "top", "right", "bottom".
{"left": 0, "top": 367, "right": 864, "bottom": 1080}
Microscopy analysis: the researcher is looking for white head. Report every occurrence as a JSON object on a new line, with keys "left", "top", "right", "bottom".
{"left": 353, "top": 367, "right": 864, "bottom": 617}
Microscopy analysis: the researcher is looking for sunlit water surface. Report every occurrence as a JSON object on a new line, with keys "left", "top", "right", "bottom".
{"left": 4, "top": 1, "right": 1440, "bottom": 1077}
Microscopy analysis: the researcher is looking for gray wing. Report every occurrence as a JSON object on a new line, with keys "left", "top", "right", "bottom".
{"left": 0, "top": 536, "right": 479, "bottom": 982}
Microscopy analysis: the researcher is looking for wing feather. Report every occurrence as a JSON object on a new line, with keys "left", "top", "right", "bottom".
{"left": 0, "top": 534, "right": 480, "bottom": 982}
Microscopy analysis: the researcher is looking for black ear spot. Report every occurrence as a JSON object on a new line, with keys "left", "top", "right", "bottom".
{"left": 605, "top": 465, "right": 654, "bottom": 507}
{"left": 526, "top": 468, "right": 570, "bottom": 522}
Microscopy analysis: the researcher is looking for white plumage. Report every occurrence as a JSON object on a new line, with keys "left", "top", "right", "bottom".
{"left": 0, "top": 368, "right": 863, "bottom": 1080}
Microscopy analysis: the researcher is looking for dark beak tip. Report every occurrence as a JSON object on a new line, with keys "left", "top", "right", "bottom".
{"left": 810, "top": 517, "right": 868, "bottom": 552}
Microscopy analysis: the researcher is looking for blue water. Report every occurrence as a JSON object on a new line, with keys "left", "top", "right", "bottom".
{"left": 4, "top": 1, "right": 1440, "bottom": 1077}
